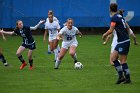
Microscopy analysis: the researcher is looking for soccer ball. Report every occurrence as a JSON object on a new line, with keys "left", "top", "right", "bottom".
{"left": 74, "top": 62, "right": 83, "bottom": 69}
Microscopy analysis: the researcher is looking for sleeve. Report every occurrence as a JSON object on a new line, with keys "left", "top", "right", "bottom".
{"left": 56, "top": 22, "right": 60, "bottom": 29}
{"left": 44, "top": 23, "right": 48, "bottom": 30}
{"left": 59, "top": 27, "right": 65, "bottom": 35}
{"left": 54, "top": 17, "right": 60, "bottom": 23}
{"left": 110, "top": 17, "right": 116, "bottom": 27}
{"left": 75, "top": 27, "right": 79, "bottom": 34}
{"left": 14, "top": 29, "right": 19, "bottom": 35}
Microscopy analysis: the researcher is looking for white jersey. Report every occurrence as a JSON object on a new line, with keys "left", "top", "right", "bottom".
{"left": 111, "top": 30, "right": 118, "bottom": 47}
{"left": 45, "top": 21, "right": 60, "bottom": 38}
{"left": 59, "top": 26, "right": 79, "bottom": 42}
{"left": 45, "top": 16, "right": 59, "bottom": 24}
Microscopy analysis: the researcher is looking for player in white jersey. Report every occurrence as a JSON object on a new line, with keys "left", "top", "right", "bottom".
{"left": 44, "top": 14, "right": 60, "bottom": 61}
{"left": 54, "top": 18, "right": 82, "bottom": 69}
{"left": 44, "top": 10, "right": 60, "bottom": 54}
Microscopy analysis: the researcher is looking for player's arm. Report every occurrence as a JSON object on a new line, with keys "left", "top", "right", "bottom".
{"left": 103, "top": 32, "right": 113, "bottom": 45}
{"left": 0, "top": 29, "right": 6, "bottom": 40}
{"left": 43, "top": 29, "right": 48, "bottom": 43}
{"left": 57, "top": 33, "right": 63, "bottom": 40}
{"left": 0, "top": 28, "right": 15, "bottom": 35}
{"left": 30, "top": 20, "right": 45, "bottom": 30}
{"left": 125, "top": 23, "right": 138, "bottom": 45}
{"left": 77, "top": 31, "right": 83, "bottom": 38}
{"left": 102, "top": 22, "right": 115, "bottom": 40}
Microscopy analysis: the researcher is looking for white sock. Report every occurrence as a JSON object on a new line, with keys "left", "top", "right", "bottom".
{"left": 55, "top": 57, "right": 61, "bottom": 68}
{"left": 57, "top": 44, "right": 60, "bottom": 52}
{"left": 48, "top": 45, "right": 51, "bottom": 52}
{"left": 54, "top": 48, "right": 58, "bottom": 61}
{"left": 72, "top": 53, "right": 77, "bottom": 61}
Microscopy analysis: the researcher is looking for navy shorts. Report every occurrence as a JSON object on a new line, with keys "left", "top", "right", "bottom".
{"left": 22, "top": 43, "right": 36, "bottom": 50}
{"left": 115, "top": 41, "right": 130, "bottom": 55}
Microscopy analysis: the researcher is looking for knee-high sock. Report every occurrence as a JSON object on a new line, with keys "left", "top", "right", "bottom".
{"left": 57, "top": 44, "right": 60, "bottom": 52}
{"left": 54, "top": 49, "right": 58, "bottom": 61}
{"left": 18, "top": 55, "right": 25, "bottom": 63}
{"left": 122, "top": 63, "right": 130, "bottom": 80}
{"left": 72, "top": 53, "right": 77, "bottom": 62}
{"left": 113, "top": 60, "right": 123, "bottom": 78}
{"left": 29, "top": 59, "right": 33, "bottom": 66}
{"left": 48, "top": 45, "right": 51, "bottom": 52}
{"left": 55, "top": 57, "right": 61, "bottom": 68}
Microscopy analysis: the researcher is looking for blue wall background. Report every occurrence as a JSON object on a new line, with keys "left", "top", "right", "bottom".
{"left": 0, "top": 0, "right": 140, "bottom": 28}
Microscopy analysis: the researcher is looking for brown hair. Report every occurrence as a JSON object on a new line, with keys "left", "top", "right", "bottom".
{"left": 14, "top": 20, "right": 22, "bottom": 30}
{"left": 118, "top": 9, "right": 125, "bottom": 17}
{"left": 110, "top": 3, "right": 118, "bottom": 12}
{"left": 48, "top": 10, "right": 53, "bottom": 15}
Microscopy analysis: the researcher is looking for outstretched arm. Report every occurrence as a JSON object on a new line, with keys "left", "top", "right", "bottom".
{"left": 0, "top": 29, "right": 15, "bottom": 35}
{"left": 30, "top": 20, "right": 45, "bottom": 30}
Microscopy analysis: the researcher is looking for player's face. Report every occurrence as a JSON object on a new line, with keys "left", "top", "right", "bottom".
{"left": 67, "top": 20, "right": 73, "bottom": 30}
{"left": 17, "top": 21, "right": 23, "bottom": 29}
{"left": 48, "top": 15, "right": 53, "bottom": 23}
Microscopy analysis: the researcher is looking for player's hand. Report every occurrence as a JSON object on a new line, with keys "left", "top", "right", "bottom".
{"left": 79, "top": 35, "right": 82, "bottom": 38}
{"left": 39, "top": 20, "right": 46, "bottom": 24}
{"left": 57, "top": 36, "right": 62, "bottom": 40}
{"left": 102, "top": 42, "right": 107, "bottom": 45}
{"left": 102, "top": 33, "right": 106, "bottom": 41}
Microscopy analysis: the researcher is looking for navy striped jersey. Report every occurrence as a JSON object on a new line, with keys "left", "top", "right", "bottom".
{"left": 14, "top": 26, "right": 35, "bottom": 45}
{"left": 111, "top": 14, "right": 129, "bottom": 42}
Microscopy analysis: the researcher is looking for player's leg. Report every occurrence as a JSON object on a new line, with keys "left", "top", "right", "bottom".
{"left": 119, "top": 42, "right": 131, "bottom": 84}
{"left": 69, "top": 45, "right": 78, "bottom": 63}
{"left": 52, "top": 39, "right": 59, "bottom": 61}
{"left": 0, "top": 48, "right": 8, "bottom": 66}
{"left": 28, "top": 50, "right": 34, "bottom": 70}
{"left": 48, "top": 41, "right": 51, "bottom": 54}
{"left": 55, "top": 48, "right": 67, "bottom": 69}
{"left": 57, "top": 44, "right": 60, "bottom": 52}
{"left": 16, "top": 46, "right": 27, "bottom": 69}
{"left": 111, "top": 50, "right": 124, "bottom": 84}
{"left": 28, "top": 43, "right": 36, "bottom": 70}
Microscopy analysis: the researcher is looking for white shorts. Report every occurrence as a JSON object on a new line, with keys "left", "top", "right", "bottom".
{"left": 62, "top": 41, "right": 78, "bottom": 49}
{"left": 49, "top": 35, "right": 57, "bottom": 42}
{"left": 111, "top": 46, "right": 116, "bottom": 53}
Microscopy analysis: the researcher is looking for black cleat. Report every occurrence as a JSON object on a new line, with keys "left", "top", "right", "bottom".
{"left": 123, "top": 79, "right": 132, "bottom": 84}
{"left": 116, "top": 77, "right": 125, "bottom": 84}
{"left": 54, "top": 67, "right": 59, "bottom": 69}
{"left": 74, "top": 60, "right": 78, "bottom": 64}
{"left": 4, "top": 63, "right": 9, "bottom": 67}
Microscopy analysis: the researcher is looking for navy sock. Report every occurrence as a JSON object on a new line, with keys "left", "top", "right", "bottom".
{"left": 0, "top": 54, "right": 7, "bottom": 64}
{"left": 113, "top": 60, "right": 123, "bottom": 78}
{"left": 18, "top": 55, "right": 25, "bottom": 63}
{"left": 122, "top": 63, "right": 130, "bottom": 80}
{"left": 29, "top": 59, "right": 33, "bottom": 66}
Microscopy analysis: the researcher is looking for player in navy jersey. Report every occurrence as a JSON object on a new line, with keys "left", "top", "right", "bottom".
{"left": 102, "top": 3, "right": 131, "bottom": 84}
{"left": 0, "top": 20, "right": 45, "bottom": 70}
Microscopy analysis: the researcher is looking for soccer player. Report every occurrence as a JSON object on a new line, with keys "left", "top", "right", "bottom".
{"left": 55, "top": 18, "right": 82, "bottom": 69}
{"left": 103, "top": 9, "right": 138, "bottom": 65}
{"left": 44, "top": 10, "right": 60, "bottom": 54}
{"left": 102, "top": 3, "right": 131, "bottom": 84}
{"left": 0, "top": 20, "right": 45, "bottom": 70}
{"left": 44, "top": 14, "right": 60, "bottom": 62}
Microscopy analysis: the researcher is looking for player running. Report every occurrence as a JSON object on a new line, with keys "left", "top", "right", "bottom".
{"left": 55, "top": 18, "right": 82, "bottom": 69}
{"left": 0, "top": 20, "right": 45, "bottom": 70}
{"left": 103, "top": 9, "right": 138, "bottom": 65}
{"left": 44, "top": 14, "right": 60, "bottom": 62}
{"left": 44, "top": 10, "right": 60, "bottom": 54}
{"left": 102, "top": 3, "right": 132, "bottom": 84}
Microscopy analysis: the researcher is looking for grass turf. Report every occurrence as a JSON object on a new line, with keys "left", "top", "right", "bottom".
{"left": 0, "top": 35, "right": 140, "bottom": 93}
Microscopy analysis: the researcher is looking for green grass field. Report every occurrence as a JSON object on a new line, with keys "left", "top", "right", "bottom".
{"left": 0, "top": 35, "right": 140, "bottom": 93}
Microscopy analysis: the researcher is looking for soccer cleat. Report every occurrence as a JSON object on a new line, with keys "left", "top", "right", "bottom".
{"left": 123, "top": 79, "right": 132, "bottom": 84}
{"left": 47, "top": 51, "right": 52, "bottom": 54}
{"left": 116, "top": 76, "right": 125, "bottom": 84}
{"left": 4, "top": 63, "right": 9, "bottom": 67}
{"left": 20, "top": 62, "right": 27, "bottom": 70}
{"left": 54, "top": 67, "right": 59, "bottom": 69}
{"left": 74, "top": 60, "right": 78, "bottom": 64}
{"left": 29, "top": 66, "right": 33, "bottom": 70}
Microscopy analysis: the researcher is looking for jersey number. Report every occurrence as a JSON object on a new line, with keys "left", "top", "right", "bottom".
{"left": 67, "top": 36, "right": 72, "bottom": 40}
